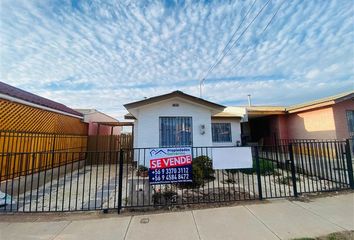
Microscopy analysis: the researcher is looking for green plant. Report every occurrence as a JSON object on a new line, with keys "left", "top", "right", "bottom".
{"left": 222, "top": 178, "right": 236, "bottom": 184}
{"left": 152, "top": 190, "right": 177, "bottom": 205}
{"left": 179, "top": 155, "right": 215, "bottom": 188}
{"left": 137, "top": 165, "right": 148, "bottom": 172}
{"left": 137, "top": 165, "right": 149, "bottom": 177}
{"left": 277, "top": 176, "right": 299, "bottom": 186}
{"left": 240, "top": 158, "right": 276, "bottom": 175}
{"left": 225, "top": 169, "right": 239, "bottom": 174}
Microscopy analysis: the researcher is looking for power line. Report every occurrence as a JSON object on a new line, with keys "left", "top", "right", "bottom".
{"left": 210, "top": 0, "right": 258, "bottom": 65}
{"left": 224, "top": 0, "right": 287, "bottom": 77}
{"left": 198, "top": 0, "right": 257, "bottom": 98}
{"left": 199, "top": 0, "right": 272, "bottom": 97}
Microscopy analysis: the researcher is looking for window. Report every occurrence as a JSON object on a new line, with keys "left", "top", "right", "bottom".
{"left": 159, "top": 117, "right": 193, "bottom": 147}
{"left": 347, "top": 110, "right": 354, "bottom": 137}
{"left": 212, "top": 123, "right": 232, "bottom": 142}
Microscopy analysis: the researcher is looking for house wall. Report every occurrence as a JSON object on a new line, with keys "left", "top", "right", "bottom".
{"left": 0, "top": 99, "right": 87, "bottom": 134}
{"left": 211, "top": 118, "right": 241, "bottom": 146}
{"left": 133, "top": 98, "right": 213, "bottom": 148}
{"left": 332, "top": 99, "right": 354, "bottom": 139}
{"left": 286, "top": 99, "right": 354, "bottom": 140}
{"left": 277, "top": 115, "right": 289, "bottom": 139}
{"left": 287, "top": 106, "right": 336, "bottom": 139}
{"left": 83, "top": 111, "right": 121, "bottom": 136}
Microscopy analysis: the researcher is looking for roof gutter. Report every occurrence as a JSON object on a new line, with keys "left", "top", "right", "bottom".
{"left": 286, "top": 101, "right": 335, "bottom": 113}
{"left": 0, "top": 93, "right": 83, "bottom": 119}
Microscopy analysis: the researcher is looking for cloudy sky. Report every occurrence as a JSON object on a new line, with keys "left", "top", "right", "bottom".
{"left": 1, "top": 0, "right": 353, "bottom": 120}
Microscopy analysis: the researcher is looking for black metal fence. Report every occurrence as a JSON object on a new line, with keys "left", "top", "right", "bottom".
{"left": 0, "top": 140, "right": 353, "bottom": 213}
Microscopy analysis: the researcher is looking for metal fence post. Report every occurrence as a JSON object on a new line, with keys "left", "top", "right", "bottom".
{"left": 288, "top": 144, "right": 298, "bottom": 197}
{"left": 254, "top": 146, "right": 263, "bottom": 200}
{"left": 117, "top": 149, "right": 124, "bottom": 214}
{"left": 345, "top": 139, "right": 354, "bottom": 189}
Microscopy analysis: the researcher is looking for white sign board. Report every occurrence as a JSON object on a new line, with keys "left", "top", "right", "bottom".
{"left": 212, "top": 147, "right": 253, "bottom": 169}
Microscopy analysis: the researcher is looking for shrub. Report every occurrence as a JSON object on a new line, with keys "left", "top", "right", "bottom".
{"left": 137, "top": 165, "right": 148, "bottom": 177}
{"left": 179, "top": 155, "right": 215, "bottom": 188}
{"left": 137, "top": 165, "right": 148, "bottom": 172}
{"left": 225, "top": 169, "right": 239, "bottom": 174}
{"left": 239, "top": 158, "right": 276, "bottom": 175}
{"left": 277, "top": 176, "right": 299, "bottom": 186}
{"left": 152, "top": 190, "right": 177, "bottom": 205}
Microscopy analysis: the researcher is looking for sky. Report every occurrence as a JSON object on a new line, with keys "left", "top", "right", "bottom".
{"left": 0, "top": 0, "right": 353, "bottom": 120}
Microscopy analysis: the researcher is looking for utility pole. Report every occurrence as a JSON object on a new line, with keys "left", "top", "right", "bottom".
{"left": 199, "top": 79, "right": 204, "bottom": 98}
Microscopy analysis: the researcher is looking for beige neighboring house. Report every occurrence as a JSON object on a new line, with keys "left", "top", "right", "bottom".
{"left": 241, "top": 91, "right": 354, "bottom": 144}
{"left": 75, "top": 109, "right": 121, "bottom": 135}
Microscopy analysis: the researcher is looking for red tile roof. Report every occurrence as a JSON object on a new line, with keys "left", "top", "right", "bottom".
{"left": 0, "top": 81, "right": 83, "bottom": 117}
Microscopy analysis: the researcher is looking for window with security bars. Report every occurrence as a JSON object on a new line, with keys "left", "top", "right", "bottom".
{"left": 212, "top": 123, "right": 232, "bottom": 142}
{"left": 159, "top": 117, "right": 193, "bottom": 147}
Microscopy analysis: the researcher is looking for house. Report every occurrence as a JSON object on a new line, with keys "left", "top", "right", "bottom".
{"left": 0, "top": 81, "right": 87, "bottom": 135}
{"left": 242, "top": 91, "right": 354, "bottom": 144}
{"left": 124, "top": 91, "right": 244, "bottom": 148}
{"left": 75, "top": 109, "right": 121, "bottom": 136}
{"left": 0, "top": 81, "right": 88, "bottom": 179}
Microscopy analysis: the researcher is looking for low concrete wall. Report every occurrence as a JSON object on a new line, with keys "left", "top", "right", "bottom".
{"left": 0, "top": 160, "right": 86, "bottom": 196}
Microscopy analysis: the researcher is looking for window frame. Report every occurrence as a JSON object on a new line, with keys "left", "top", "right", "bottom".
{"left": 346, "top": 110, "right": 354, "bottom": 137}
{"left": 159, "top": 116, "right": 193, "bottom": 147}
{"left": 212, "top": 122, "right": 232, "bottom": 143}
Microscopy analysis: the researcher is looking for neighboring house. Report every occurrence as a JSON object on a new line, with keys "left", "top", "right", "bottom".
{"left": 0, "top": 81, "right": 88, "bottom": 179}
{"left": 75, "top": 109, "right": 121, "bottom": 136}
{"left": 242, "top": 91, "right": 354, "bottom": 144}
{"left": 0, "top": 81, "right": 87, "bottom": 135}
{"left": 124, "top": 91, "right": 243, "bottom": 148}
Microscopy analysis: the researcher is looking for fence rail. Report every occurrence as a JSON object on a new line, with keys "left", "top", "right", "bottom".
{"left": 0, "top": 140, "right": 353, "bottom": 213}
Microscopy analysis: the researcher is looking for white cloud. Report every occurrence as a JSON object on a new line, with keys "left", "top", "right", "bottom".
{"left": 305, "top": 69, "right": 320, "bottom": 79}
{"left": 0, "top": 0, "right": 353, "bottom": 120}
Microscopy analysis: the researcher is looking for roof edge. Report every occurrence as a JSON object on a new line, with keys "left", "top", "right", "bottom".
{"left": 286, "top": 91, "right": 354, "bottom": 112}
{"left": 124, "top": 90, "right": 225, "bottom": 110}
{"left": 1, "top": 93, "right": 83, "bottom": 119}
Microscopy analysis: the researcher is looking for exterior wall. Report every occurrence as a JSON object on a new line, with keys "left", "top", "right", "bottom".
{"left": 286, "top": 100, "right": 354, "bottom": 140}
{"left": 277, "top": 115, "right": 289, "bottom": 139}
{"left": 248, "top": 99, "right": 354, "bottom": 142}
{"left": 287, "top": 106, "right": 336, "bottom": 139}
{"left": 133, "top": 98, "right": 213, "bottom": 148}
{"left": 82, "top": 111, "right": 121, "bottom": 136}
{"left": 0, "top": 99, "right": 87, "bottom": 135}
{"left": 332, "top": 99, "right": 354, "bottom": 139}
{"left": 211, "top": 118, "right": 241, "bottom": 146}
{"left": 266, "top": 115, "right": 288, "bottom": 143}
{"left": 133, "top": 120, "right": 138, "bottom": 148}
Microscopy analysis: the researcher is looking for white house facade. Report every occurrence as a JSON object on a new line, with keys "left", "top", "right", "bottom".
{"left": 124, "top": 91, "right": 244, "bottom": 148}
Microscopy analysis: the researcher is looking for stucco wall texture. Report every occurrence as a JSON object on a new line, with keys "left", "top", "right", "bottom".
{"left": 83, "top": 111, "right": 121, "bottom": 136}
{"left": 273, "top": 99, "right": 353, "bottom": 140}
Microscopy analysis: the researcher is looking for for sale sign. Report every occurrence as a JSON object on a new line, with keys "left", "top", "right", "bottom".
{"left": 148, "top": 147, "right": 193, "bottom": 184}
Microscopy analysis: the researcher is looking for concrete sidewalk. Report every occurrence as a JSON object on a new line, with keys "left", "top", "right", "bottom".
{"left": 0, "top": 193, "right": 353, "bottom": 240}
